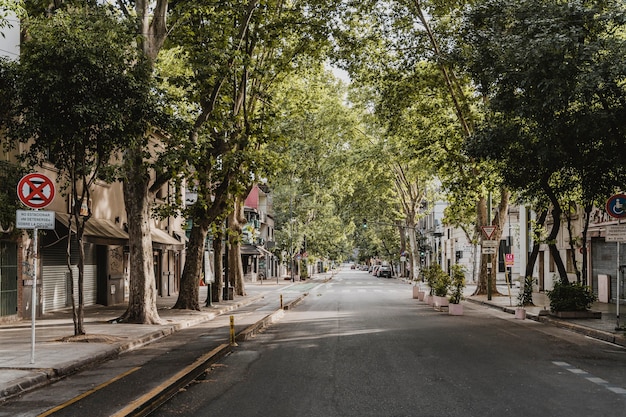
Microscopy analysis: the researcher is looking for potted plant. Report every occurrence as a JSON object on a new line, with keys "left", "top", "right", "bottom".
{"left": 515, "top": 275, "right": 535, "bottom": 320}
{"left": 412, "top": 272, "right": 422, "bottom": 299}
{"left": 448, "top": 264, "right": 466, "bottom": 316}
{"left": 423, "top": 266, "right": 439, "bottom": 305}
{"left": 432, "top": 267, "right": 451, "bottom": 310}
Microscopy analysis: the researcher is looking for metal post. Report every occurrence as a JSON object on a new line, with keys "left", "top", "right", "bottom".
{"left": 617, "top": 240, "right": 621, "bottom": 330}
{"left": 229, "top": 315, "right": 237, "bottom": 346}
{"left": 487, "top": 191, "right": 492, "bottom": 301}
{"left": 487, "top": 260, "right": 492, "bottom": 301}
{"left": 206, "top": 282, "right": 212, "bottom": 307}
{"left": 223, "top": 219, "right": 230, "bottom": 300}
{"left": 30, "top": 227, "right": 38, "bottom": 364}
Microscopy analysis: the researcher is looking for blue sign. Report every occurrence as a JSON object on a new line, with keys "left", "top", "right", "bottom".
{"left": 606, "top": 194, "right": 626, "bottom": 219}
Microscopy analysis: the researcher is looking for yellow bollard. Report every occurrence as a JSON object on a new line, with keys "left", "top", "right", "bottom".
{"left": 280, "top": 294, "right": 284, "bottom": 310}
{"left": 229, "top": 315, "right": 238, "bottom": 346}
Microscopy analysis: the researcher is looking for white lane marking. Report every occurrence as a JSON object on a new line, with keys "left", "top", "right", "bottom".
{"left": 553, "top": 361, "right": 626, "bottom": 396}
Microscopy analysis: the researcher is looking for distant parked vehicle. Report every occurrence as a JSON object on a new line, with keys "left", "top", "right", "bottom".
{"left": 377, "top": 265, "right": 392, "bottom": 278}
{"left": 371, "top": 265, "right": 381, "bottom": 276}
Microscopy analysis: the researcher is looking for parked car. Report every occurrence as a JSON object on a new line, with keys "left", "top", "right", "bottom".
{"left": 377, "top": 265, "right": 392, "bottom": 278}
{"left": 371, "top": 265, "right": 381, "bottom": 276}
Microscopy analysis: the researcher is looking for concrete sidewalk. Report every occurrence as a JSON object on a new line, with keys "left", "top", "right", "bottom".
{"left": 0, "top": 276, "right": 328, "bottom": 403}
{"left": 463, "top": 283, "right": 626, "bottom": 347}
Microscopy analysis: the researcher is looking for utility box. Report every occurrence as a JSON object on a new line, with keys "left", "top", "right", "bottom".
{"left": 108, "top": 275, "right": 125, "bottom": 305}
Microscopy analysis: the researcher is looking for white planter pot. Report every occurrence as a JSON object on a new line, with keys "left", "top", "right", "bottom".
{"left": 515, "top": 308, "right": 526, "bottom": 320}
{"left": 434, "top": 295, "right": 449, "bottom": 309}
{"left": 413, "top": 286, "right": 420, "bottom": 299}
{"left": 424, "top": 294, "right": 433, "bottom": 305}
{"left": 417, "top": 291, "right": 426, "bottom": 301}
{"left": 449, "top": 303, "right": 463, "bottom": 316}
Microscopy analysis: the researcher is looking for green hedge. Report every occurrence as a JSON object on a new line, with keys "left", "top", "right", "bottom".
{"left": 546, "top": 281, "right": 596, "bottom": 312}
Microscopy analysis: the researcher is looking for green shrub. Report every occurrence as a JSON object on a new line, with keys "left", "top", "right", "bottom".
{"left": 424, "top": 264, "right": 451, "bottom": 297}
{"left": 546, "top": 281, "right": 597, "bottom": 312}
{"left": 423, "top": 265, "right": 440, "bottom": 296}
{"left": 449, "top": 264, "right": 466, "bottom": 304}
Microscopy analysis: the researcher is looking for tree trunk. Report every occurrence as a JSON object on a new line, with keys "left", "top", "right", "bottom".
{"left": 397, "top": 223, "right": 408, "bottom": 277}
{"left": 228, "top": 198, "right": 246, "bottom": 296}
{"left": 174, "top": 221, "right": 210, "bottom": 310}
{"left": 407, "top": 223, "right": 420, "bottom": 279}
{"left": 581, "top": 204, "right": 592, "bottom": 286}
{"left": 109, "top": 0, "right": 168, "bottom": 324}
{"left": 229, "top": 235, "right": 245, "bottom": 295}
{"left": 212, "top": 230, "right": 224, "bottom": 302}
{"left": 473, "top": 189, "right": 510, "bottom": 296}
{"left": 66, "top": 212, "right": 86, "bottom": 336}
{"left": 565, "top": 203, "right": 582, "bottom": 283}
{"left": 525, "top": 209, "right": 548, "bottom": 278}
{"left": 544, "top": 185, "right": 569, "bottom": 284}
{"left": 76, "top": 233, "right": 86, "bottom": 335}
{"left": 118, "top": 148, "right": 162, "bottom": 324}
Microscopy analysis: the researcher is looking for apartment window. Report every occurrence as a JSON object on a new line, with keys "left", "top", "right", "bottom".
{"left": 566, "top": 249, "right": 575, "bottom": 273}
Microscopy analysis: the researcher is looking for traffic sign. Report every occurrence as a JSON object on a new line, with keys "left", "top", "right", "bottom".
{"left": 505, "top": 253, "right": 514, "bottom": 266}
{"left": 606, "top": 224, "right": 626, "bottom": 242}
{"left": 17, "top": 173, "right": 55, "bottom": 209}
{"left": 482, "top": 240, "right": 498, "bottom": 248}
{"left": 481, "top": 226, "right": 497, "bottom": 240}
{"left": 481, "top": 247, "right": 497, "bottom": 255}
{"left": 606, "top": 194, "right": 626, "bottom": 219}
{"left": 16, "top": 210, "right": 55, "bottom": 230}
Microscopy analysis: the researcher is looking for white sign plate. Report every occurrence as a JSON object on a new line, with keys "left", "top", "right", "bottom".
{"left": 481, "top": 247, "right": 497, "bottom": 255}
{"left": 605, "top": 224, "right": 626, "bottom": 242}
{"left": 482, "top": 240, "right": 499, "bottom": 247}
{"left": 16, "top": 210, "right": 55, "bottom": 230}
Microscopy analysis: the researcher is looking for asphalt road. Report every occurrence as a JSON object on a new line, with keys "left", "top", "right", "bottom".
{"left": 153, "top": 270, "right": 626, "bottom": 417}
{"left": 0, "top": 286, "right": 304, "bottom": 417}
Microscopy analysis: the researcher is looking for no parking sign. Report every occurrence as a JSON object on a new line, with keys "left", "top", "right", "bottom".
{"left": 17, "top": 173, "right": 55, "bottom": 209}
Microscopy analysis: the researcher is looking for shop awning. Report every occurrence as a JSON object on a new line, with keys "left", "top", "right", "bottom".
{"left": 241, "top": 244, "right": 262, "bottom": 255}
{"left": 56, "top": 213, "right": 128, "bottom": 246}
{"left": 151, "top": 227, "right": 185, "bottom": 250}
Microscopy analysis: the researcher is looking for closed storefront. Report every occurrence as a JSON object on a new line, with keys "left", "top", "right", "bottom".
{"left": 41, "top": 231, "right": 97, "bottom": 313}
{"left": 591, "top": 237, "right": 625, "bottom": 303}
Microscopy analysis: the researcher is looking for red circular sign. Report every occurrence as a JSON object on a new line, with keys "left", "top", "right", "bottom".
{"left": 17, "top": 173, "right": 56, "bottom": 209}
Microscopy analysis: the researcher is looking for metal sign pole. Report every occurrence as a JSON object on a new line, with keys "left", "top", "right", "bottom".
{"left": 31, "top": 226, "right": 38, "bottom": 364}
{"left": 617, "top": 239, "right": 620, "bottom": 330}
{"left": 617, "top": 219, "right": 621, "bottom": 330}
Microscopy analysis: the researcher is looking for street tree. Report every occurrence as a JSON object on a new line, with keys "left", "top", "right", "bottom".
{"left": 167, "top": 0, "right": 338, "bottom": 308}
{"left": 4, "top": 6, "right": 156, "bottom": 334}
{"left": 459, "top": 0, "right": 626, "bottom": 284}
{"left": 333, "top": 0, "right": 509, "bottom": 295}
{"left": 268, "top": 66, "right": 364, "bottom": 270}
{"left": 20, "top": 0, "right": 184, "bottom": 324}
